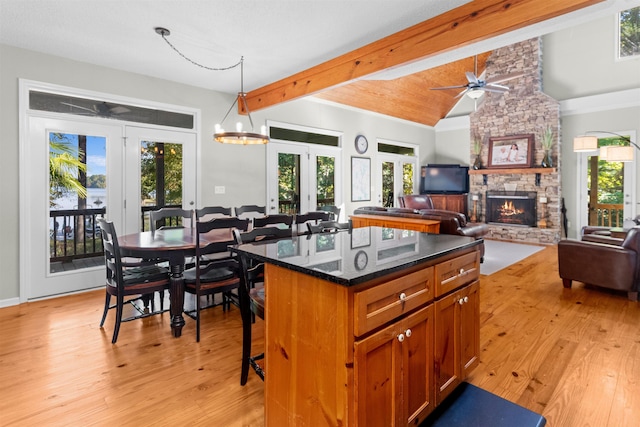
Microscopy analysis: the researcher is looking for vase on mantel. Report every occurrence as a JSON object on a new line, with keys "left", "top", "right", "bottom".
{"left": 472, "top": 155, "right": 482, "bottom": 170}
{"left": 541, "top": 150, "right": 553, "bottom": 168}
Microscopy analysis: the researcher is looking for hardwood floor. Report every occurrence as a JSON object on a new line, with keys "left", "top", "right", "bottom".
{"left": 2, "top": 245, "right": 639, "bottom": 426}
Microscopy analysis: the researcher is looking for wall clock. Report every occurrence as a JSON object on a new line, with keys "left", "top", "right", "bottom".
{"left": 354, "top": 250, "right": 368, "bottom": 271}
{"left": 355, "top": 135, "right": 368, "bottom": 154}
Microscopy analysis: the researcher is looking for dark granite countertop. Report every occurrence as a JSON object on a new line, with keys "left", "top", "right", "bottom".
{"left": 232, "top": 226, "right": 481, "bottom": 287}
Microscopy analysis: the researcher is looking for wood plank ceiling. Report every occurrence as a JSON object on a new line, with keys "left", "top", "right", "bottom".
{"left": 243, "top": 0, "right": 604, "bottom": 127}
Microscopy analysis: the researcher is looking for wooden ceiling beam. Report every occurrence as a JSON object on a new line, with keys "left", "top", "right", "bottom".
{"left": 243, "top": 0, "right": 603, "bottom": 113}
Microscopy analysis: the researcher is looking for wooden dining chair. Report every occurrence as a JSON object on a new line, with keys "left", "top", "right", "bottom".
{"left": 294, "top": 211, "right": 332, "bottom": 235}
{"left": 97, "top": 218, "right": 171, "bottom": 344}
{"left": 234, "top": 205, "right": 266, "bottom": 220}
{"left": 253, "top": 214, "right": 293, "bottom": 229}
{"left": 306, "top": 220, "right": 352, "bottom": 234}
{"left": 234, "top": 226, "right": 292, "bottom": 385}
{"left": 196, "top": 206, "right": 232, "bottom": 221}
{"left": 318, "top": 205, "right": 341, "bottom": 221}
{"left": 149, "top": 207, "right": 194, "bottom": 232}
{"left": 183, "top": 217, "right": 250, "bottom": 342}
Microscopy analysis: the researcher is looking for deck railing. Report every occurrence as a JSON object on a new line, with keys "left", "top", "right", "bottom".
{"left": 50, "top": 208, "right": 106, "bottom": 262}
{"left": 591, "top": 203, "right": 624, "bottom": 227}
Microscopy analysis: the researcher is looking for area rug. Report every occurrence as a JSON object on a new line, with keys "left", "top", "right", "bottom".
{"left": 480, "top": 239, "right": 544, "bottom": 276}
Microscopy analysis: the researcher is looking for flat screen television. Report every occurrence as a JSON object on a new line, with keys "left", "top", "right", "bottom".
{"left": 419, "top": 164, "right": 469, "bottom": 194}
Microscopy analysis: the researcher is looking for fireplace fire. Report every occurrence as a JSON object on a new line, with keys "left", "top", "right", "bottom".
{"left": 486, "top": 191, "right": 537, "bottom": 227}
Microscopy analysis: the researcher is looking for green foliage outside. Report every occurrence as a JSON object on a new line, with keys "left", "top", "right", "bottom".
{"left": 588, "top": 137, "right": 626, "bottom": 204}
{"left": 620, "top": 6, "right": 640, "bottom": 57}
{"left": 49, "top": 133, "right": 87, "bottom": 207}
{"left": 140, "top": 142, "right": 183, "bottom": 206}
{"left": 87, "top": 174, "right": 106, "bottom": 188}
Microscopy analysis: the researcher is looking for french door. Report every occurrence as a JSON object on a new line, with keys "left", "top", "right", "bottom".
{"left": 376, "top": 153, "right": 418, "bottom": 208}
{"left": 24, "top": 117, "right": 124, "bottom": 299}
{"left": 577, "top": 146, "right": 636, "bottom": 231}
{"left": 23, "top": 119, "right": 197, "bottom": 300}
{"left": 266, "top": 141, "right": 342, "bottom": 217}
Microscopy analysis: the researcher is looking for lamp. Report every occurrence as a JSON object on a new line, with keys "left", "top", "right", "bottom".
{"left": 155, "top": 27, "right": 269, "bottom": 145}
{"left": 573, "top": 135, "right": 598, "bottom": 152}
{"left": 573, "top": 131, "right": 637, "bottom": 162}
{"left": 213, "top": 57, "right": 269, "bottom": 145}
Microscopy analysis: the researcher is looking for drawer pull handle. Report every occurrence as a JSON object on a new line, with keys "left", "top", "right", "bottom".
{"left": 405, "top": 329, "right": 412, "bottom": 338}
{"left": 397, "top": 333, "right": 405, "bottom": 342}
{"left": 399, "top": 292, "right": 407, "bottom": 302}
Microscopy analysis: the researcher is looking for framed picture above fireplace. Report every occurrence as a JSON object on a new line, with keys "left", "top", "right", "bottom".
{"left": 487, "top": 134, "right": 534, "bottom": 169}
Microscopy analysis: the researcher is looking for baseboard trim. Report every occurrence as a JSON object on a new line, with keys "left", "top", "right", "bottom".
{"left": 0, "top": 297, "right": 21, "bottom": 308}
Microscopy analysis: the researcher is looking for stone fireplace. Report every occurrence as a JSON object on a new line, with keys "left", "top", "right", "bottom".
{"left": 469, "top": 38, "right": 562, "bottom": 244}
{"left": 486, "top": 191, "right": 537, "bottom": 227}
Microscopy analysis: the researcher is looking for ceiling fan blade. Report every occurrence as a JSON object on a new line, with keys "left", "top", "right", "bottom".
{"left": 60, "top": 102, "right": 96, "bottom": 114}
{"left": 485, "top": 72, "right": 524, "bottom": 85}
{"left": 430, "top": 84, "right": 468, "bottom": 90}
{"left": 483, "top": 86, "right": 510, "bottom": 94}
{"left": 486, "top": 83, "right": 510, "bottom": 90}
{"left": 454, "top": 88, "right": 469, "bottom": 98}
{"left": 108, "top": 105, "right": 131, "bottom": 115}
{"left": 465, "top": 71, "right": 479, "bottom": 84}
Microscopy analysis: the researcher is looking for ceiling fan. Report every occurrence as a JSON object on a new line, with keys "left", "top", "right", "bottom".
{"left": 60, "top": 101, "right": 131, "bottom": 117}
{"left": 430, "top": 56, "right": 523, "bottom": 100}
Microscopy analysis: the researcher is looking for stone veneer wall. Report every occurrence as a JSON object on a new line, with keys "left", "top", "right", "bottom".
{"left": 470, "top": 38, "right": 561, "bottom": 244}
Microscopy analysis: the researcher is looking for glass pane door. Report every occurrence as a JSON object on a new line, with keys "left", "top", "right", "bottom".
{"left": 267, "top": 142, "right": 342, "bottom": 216}
{"left": 278, "top": 152, "right": 302, "bottom": 214}
{"left": 377, "top": 153, "right": 418, "bottom": 208}
{"left": 26, "top": 117, "right": 123, "bottom": 299}
{"left": 49, "top": 132, "right": 107, "bottom": 273}
{"left": 316, "top": 154, "right": 336, "bottom": 209}
{"left": 140, "top": 141, "right": 185, "bottom": 230}
{"left": 124, "top": 127, "right": 196, "bottom": 235}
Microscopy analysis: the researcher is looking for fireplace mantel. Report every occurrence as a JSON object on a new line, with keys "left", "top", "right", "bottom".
{"left": 470, "top": 167, "right": 556, "bottom": 186}
{"left": 469, "top": 167, "right": 556, "bottom": 175}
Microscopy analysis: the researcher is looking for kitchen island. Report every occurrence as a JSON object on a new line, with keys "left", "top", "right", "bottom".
{"left": 233, "top": 226, "right": 482, "bottom": 427}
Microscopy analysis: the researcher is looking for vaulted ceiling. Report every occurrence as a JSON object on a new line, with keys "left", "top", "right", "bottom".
{"left": 1, "top": 0, "right": 622, "bottom": 127}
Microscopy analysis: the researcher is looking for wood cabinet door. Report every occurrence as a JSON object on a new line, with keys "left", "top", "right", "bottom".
{"left": 354, "top": 321, "right": 403, "bottom": 427}
{"left": 434, "top": 290, "right": 461, "bottom": 404}
{"left": 403, "top": 305, "right": 435, "bottom": 426}
{"left": 460, "top": 280, "right": 480, "bottom": 377}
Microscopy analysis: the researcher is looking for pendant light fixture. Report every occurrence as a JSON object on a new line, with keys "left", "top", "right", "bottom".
{"left": 155, "top": 27, "right": 269, "bottom": 145}
{"left": 213, "top": 57, "right": 269, "bottom": 145}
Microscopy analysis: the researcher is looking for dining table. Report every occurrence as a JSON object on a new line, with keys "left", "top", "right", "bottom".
{"left": 118, "top": 227, "right": 233, "bottom": 338}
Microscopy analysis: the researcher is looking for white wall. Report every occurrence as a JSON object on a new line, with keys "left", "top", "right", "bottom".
{"left": 0, "top": 44, "right": 433, "bottom": 302}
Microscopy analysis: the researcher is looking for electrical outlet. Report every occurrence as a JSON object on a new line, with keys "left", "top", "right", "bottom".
{"left": 567, "top": 221, "right": 571, "bottom": 228}
{"left": 214, "top": 186, "right": 225, "bottom": 194}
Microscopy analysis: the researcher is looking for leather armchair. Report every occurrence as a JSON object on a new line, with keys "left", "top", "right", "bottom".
{"left": 558, "top": 227, "right": 640, "bottom": 301}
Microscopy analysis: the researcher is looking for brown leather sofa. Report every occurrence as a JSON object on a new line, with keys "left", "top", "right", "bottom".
{"left": 352, "top": 204, "right": 488, "bottom": 260}
{"left": 558, "top": 227, "right": 640, "bottom": 301}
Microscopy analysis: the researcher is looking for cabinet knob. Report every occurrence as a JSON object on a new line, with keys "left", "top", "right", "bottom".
{"left": 397, "top": 333, "right": 405, "bottom": 342}
{"left": 405, "top": 329, "right": 412, "bottom": 338}
{"left": 459, "top": 268, "right": 465, "bottom": 275}
{"left": 464, "top": 296, "right": 469, "bottom": 303}
{"left": 399, "top": 292, "right": 407, "bottom": 302}
{"left": 458, "top": 298, "right": 464, "bottom": 305}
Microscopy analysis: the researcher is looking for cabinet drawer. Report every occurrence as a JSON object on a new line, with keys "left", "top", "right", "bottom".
{"left": 434, "top": 251, "right": 480, "bottom": 297}
{"left": 354, "top": 267, "right": 434, "bottom": 336}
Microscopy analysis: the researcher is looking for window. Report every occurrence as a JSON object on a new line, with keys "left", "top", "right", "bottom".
{"left": 618, "top": 6, "right": 640, "bottom": 59}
